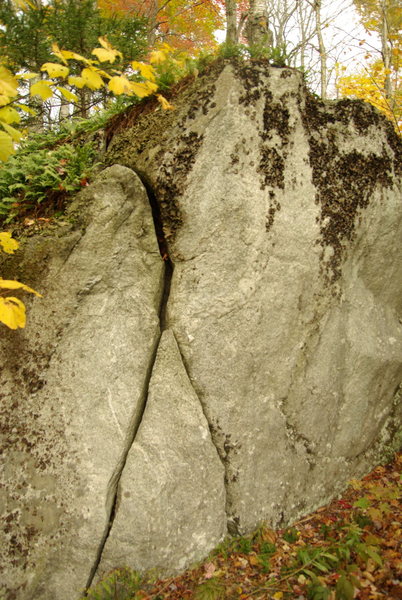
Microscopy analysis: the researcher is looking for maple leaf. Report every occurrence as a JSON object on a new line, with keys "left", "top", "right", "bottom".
{"left": 0, "top": 106, "right": 21, "bottom": 125}
{"left": 108, "top": 75, "right": 133, "bottom": 95}
{"left": 131, "top": 61, "right": 156, "bottom": 82}
{"left": 56, "top": 87, "right": 79, "bottom": 103}
{"left": 1, "top": 122, "right": 23, "bottom": 142}
{"left": 67, "top": 76, "right": 87, "bottom": 89}
{"left": 157, "top": 94, "right": 174, "bottom": 110}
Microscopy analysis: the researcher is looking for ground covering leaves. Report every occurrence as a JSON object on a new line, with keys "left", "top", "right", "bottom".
{"left": 88, "top": 453, "right": 401, "bottom": 600}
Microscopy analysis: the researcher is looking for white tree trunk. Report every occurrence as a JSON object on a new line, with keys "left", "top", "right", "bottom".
{"left": 313, "top": 0, "right": 328, "bottom": 99}
{"left": 225, "top": 0, "right": 238, "bottom": 45}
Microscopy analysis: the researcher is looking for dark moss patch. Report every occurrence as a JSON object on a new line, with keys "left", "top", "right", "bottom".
{"left": 261, "top": 93, "right": 290, "bottom": 141}
{"left": 258, "top": 148, "right": 286, "bottom": 190}
{"left": 266, "top": 191, "right": 281, "bottom": 232}
{"left": 301, "top": 91, "right": 399, "bottom": 285}
{"left": 104, "top": 62, "right": 231, "bottom": 245}
{"left": 184, "top": 78, "right": 219, "bottom": 120}
{"left": 235, "top": 62, "right": 264, "bottom": 107}
{"left": 154, "top": 131, "right": 204, "bottom": 242}
{"left": 333, "top": 98, "right": 383, "bottom": 134}
{"left": 310, "top": 140, "right": 393, "bottom": 283}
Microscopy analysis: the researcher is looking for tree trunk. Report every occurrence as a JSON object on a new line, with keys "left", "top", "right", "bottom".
{"left": 245, "top": 0, "right": 273, "bottom": 48}
{"left": 225, "top": 0, "right": 238, "bottom": 45}
{"left": 313, "top": 0, "right": 327, "bottom": 99}
{"left": 380, "top": 0, "right": 393, "bottom": 103}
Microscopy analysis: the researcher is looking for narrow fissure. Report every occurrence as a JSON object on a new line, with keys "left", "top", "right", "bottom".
{"left": 173, "top": 334, "right": 232, "bottom": 535}
{"left": 85, "top": 174, "right": 174, "bottom": 593}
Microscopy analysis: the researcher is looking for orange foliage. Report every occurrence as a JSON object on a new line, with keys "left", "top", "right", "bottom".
{"left": 97, "top": 0, "right": 225, "bottom": 52}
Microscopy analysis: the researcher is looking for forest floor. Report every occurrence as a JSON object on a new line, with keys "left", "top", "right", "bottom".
{"left": 88, "top": 453, "right": 401, "bottom": 600}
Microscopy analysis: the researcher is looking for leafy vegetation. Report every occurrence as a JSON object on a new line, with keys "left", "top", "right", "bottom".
{"left": 84, "top": 453, "right": 401, "bottom": 600}
{"left": 0, "top": 140, "right": 97, "bottom": 222}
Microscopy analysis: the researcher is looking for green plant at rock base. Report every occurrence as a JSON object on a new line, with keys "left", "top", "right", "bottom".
{"left": 0, "top": 140, "right": 98, "bottom": 223}
{"left": 84, "top": 567, "right": 143, "bottom": 600}
{"left": 194, "top": 578, "right": 225, "bottom": 600}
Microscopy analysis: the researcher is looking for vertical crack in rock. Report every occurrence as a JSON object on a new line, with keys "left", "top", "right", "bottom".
{"left": 85, "top": 177, "right": 174, "bottom": 593}
{"left": 172, "top": 336, "right": 231, "bottom": 534}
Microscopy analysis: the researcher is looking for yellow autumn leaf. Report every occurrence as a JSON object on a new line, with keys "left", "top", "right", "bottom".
{"left": 131, "top": 61, "right": 156, "bottom": 82}
{"left": 149, "top": 49, "right": 167, "bottom": 65}
{"left": 18, "top": 72, "right": 39, "bottom": 80}
{"left": 67, "top": 75, "right": 86, "bottom": 89}
{"left": 0, "top": 106, "right": 21, "bottom": 124}
{"left": 108, "top": 75, "right": 132, "bottom": 95}
{"left": 98, "top": 36, "right": 122, "bottom": 53}
{"left": 129, "top": 80, "right": 158, "bottom": 98}
{"left": 56, "top": 86, "right": 79, "bottom": 103}
{"left": 0, "top": 66, "right": 18, "bottom": 106}
{"left": 14, "top": 102, "right": 36, "bottom": 115}
{"left": 0, "top": 297, "right": 26, "bottom": 329}
{"left": 52, "top": 43, "right": 89, "bottom": 65}
{"left": 51, "top": 42, "right": 67, "bottom": 64}
{"left": 30, "top": 80, "right": 54, "bottom": 100}
{"left": 96, "top": 69, "right": 111, "bottom": 80}
{"left": 0, "top": 278, "right": 42, "bottom": 297}
{"left": 13, "top": 0, "right": 36, "bottom": 10}
{"left": 0, "top": 232, "right": 19, "bottom": 254}
{"left": 0, "top": 131, "right": 15, "bottom": 161}
{"left": 273, "top": 593, "right": 283, "bottom": 600}
{"left": 92, "top": 37, "right": 123, "bottom": 63}
{"left": 1, "top": 122, "right": 23, "bottom": 142}
{"left": 91, "top": 47, "right": 119, "bottom": 63}
{"left": 156, "top": 94, "right": 174, "bottom": 110}
{"left": 81, "top": 67, "right": 104, "bottom": 90}
{"left": 41, "top": 62, "right": 70, "bottom": 78}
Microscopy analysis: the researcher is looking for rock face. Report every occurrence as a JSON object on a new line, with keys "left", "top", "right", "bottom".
{"left": 1, "top": 61, "right": 401, "bottom": 599}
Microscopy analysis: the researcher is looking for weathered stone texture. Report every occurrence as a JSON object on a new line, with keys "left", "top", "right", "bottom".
{"left": 1, "top": 61, "right": 401, "bottom": 599}
{"left": 97, "top": 329, "right": 226, "bottom": 579}
{"left": 107, "top": 62, "right": 401, "bottom": 534}
{"left": 0, "top": 166, "right": 164, "bottom": 599}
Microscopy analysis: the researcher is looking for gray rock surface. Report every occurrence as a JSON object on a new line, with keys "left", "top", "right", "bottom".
{"left": 1, "top": 61, "right": 401, "bottom": 599}
{"left": 106, "top": 61, "right": 401, "bottom": 535}
{"left": 97, "top": 329, "right": 226, "bottom": 578}
{"left": 0, "top": 165, "right": 164, "bottom": 599}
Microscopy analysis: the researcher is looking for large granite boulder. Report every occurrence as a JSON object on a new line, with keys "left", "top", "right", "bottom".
{"left": 1, "top": 60, "right": 401, "bottom": 599}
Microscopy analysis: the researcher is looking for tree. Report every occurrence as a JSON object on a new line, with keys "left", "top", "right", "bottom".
{"left": 337, "top": 60, "right": 401, "bottom": 131}
{"left": 336, "top": 0, "right": 401, "bottom": 131}
{"left": 244, "top": 0, "right": 273, "bottom": 49}
{"left": 353, "top": 0, "right": 401, "bottom": 106}
{"left": 98, "top": 0, "right": 224, "bottom": 52}
{"left": 308, "top": 0, "right": 328, "bottom": 98}
{"left": 0, "top": 0, "right": 148, "bottom": 120}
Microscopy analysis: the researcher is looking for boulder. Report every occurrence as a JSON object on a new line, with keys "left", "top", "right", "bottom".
{"left": 1, "top": 60, "right": 401, "bottom": 599}
{"left": 105, "top": 61, "right": 402, "bottom": 535}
